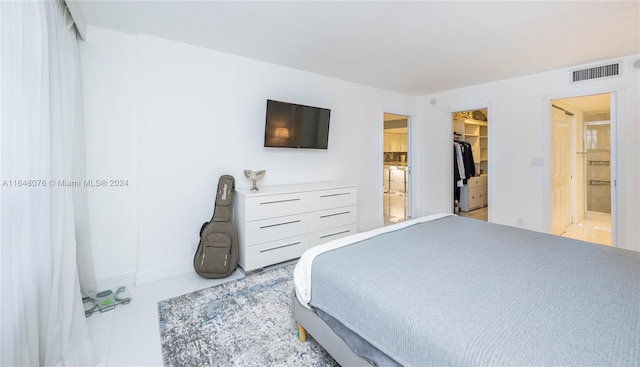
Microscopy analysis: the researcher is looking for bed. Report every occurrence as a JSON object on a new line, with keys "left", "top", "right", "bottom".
{"left": 292, "top": 213, "right": 640, "bottom": 366}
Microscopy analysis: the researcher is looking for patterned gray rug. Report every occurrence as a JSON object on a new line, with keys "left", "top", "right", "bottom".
{"left": 158, "top": 264, "right": 338, "bottom": 366}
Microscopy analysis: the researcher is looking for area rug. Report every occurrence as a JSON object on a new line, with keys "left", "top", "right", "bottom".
{"left": 158, "top": 264, "right": 338, "bottom": 367}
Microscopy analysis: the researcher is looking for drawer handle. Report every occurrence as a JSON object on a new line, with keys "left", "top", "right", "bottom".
{"left": 320, "top": 229, "right": 352, "bottom": 239}
{"left": 320, "top": 211, "right": 351, "bottom": 219}
{"left": 260, "top": 241, "right": 301, "bottom": 253}
{"left": 259, "top": 220, "right": 301, "bottom": 229}
{"left": 260, "top": 198, "right": 301, "bottom": 205}
{"left": 319, "top": 192, "right": 351, "bottom": 198}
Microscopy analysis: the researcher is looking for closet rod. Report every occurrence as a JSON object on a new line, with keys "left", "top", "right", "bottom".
{"left": 552, "top": 104, "right": 575, "bottom": 116}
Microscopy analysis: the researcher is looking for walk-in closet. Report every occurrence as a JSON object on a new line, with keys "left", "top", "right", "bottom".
{"left": 453, "top": 110, "right": 488, "bottom": 221}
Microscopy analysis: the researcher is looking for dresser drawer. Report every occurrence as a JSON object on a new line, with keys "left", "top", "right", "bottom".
{"left": 467, "top": 176, "right": 487, "bottom": 188}
{"left": 468, "top": 186, "right": 486, "bottom": 209}
{"left": 310, "top": 224, "right": 358, "bottom": 247}
{"left": 244, "top": 214, "right": 309, "bottom": 246}
{"left": 243, "top": 235, "right": 309, "bottom": 270}
{"left": 309, "top": 187, "right": 357, "bottom": 211}
{"left": 309, "top": 206, "right": 357, "bottom": 232}
{"left": 245, "top": 192, "right": 309, "bottom": 221}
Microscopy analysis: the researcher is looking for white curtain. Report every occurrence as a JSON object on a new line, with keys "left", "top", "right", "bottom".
{"left": 1, "top": 1, "right": 97, "bottom": 366}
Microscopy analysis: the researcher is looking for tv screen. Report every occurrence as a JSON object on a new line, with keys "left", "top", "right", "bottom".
{"left": 264, "top": 99, "right": 331, "bottom": 149}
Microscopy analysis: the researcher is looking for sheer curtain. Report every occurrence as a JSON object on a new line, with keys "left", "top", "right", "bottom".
{"left": 1, "top": 1, "right": 97, "bottom": 366}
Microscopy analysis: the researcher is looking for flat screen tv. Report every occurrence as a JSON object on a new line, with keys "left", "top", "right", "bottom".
{"left": 264, "top": 99, "right": 331, "bottom": 149}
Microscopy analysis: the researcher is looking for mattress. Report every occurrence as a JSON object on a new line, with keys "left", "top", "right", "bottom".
{"left": 293, "top": 214, "right": 640, "bottom": 366}
{"left": 294, "top": 213, "right": 452, "bottom": 308}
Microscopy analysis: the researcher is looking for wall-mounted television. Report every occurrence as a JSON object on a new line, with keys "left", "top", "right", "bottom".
{"left": 264, "top": 99, "right": 331, "bottom": 149}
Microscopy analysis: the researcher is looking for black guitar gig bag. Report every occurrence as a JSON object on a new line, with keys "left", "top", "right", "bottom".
{"left": 194, "top": 175, "right": 239, "bottom": 278}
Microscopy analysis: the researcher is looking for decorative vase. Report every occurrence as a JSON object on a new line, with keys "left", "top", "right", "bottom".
{"left": 243, "top": 170, "right": 266, "bottom": 192}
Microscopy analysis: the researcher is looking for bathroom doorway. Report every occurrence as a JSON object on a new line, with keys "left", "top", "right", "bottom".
{"left": 383, "top": 113, "right": 411, "bottom": 225}
{"left": 550, "top": 93, "right": 613, "bottom": 246}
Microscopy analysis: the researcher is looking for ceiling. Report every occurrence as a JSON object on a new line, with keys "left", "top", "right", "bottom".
{"left": 75, "top": 1, "right": 640, "bottom": 96}
{"left": 554, "top": 93, "right": 610, "bottom": 113}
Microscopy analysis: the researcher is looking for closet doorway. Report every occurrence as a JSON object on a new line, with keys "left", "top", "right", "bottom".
{"left": 452, "top": 109, "right": 489, "bottom": 221}
{"left": 383, "top": 113, "right": 411, "bottom": 225}
{"left": 550, "top": 93, "right": 614, "bottom": 246}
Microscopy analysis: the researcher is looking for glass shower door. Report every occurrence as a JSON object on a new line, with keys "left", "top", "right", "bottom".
{"left": 585, "top": 121, "right": 611, "bottom": 214}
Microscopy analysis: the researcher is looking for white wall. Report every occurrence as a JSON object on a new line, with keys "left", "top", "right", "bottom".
{"left": 414, "top": 55, "right": 640, "bottom": 252}
{"left": 80, "top": 28, "right": 138, "bottom": 289}
{"left": 80, "top": 27, "right": 416, "bottom": 285}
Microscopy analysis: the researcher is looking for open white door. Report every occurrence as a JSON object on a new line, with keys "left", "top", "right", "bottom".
{"left": 383, "top": 113, "right": 412, "bottom": 225}
{"left": 550, "top": 106, "right": 573, "bottom": 235}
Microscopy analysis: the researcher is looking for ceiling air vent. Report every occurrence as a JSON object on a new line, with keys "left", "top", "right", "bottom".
{"left": 571, "top": 62, "right": 621, "bottom": 83}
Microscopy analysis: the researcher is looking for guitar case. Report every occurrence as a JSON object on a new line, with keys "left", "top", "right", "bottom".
{"left": 193, "top": 175, "right": 239, "bottom": 278}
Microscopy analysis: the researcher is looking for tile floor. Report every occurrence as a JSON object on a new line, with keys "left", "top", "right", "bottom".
{"left": 561, "top": 215, "right": 612, "bottom": 246}
{"left": 458, "top": 207, "right": 488, "bottom": 221}
{"left": 86, "top": 269, "right": 245, "bottom": 366}
{"left": 383, "top": 192, "right": 408, "bottom": 226}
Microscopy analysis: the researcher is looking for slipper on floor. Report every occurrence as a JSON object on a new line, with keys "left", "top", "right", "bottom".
{"left": 83, "top": 296, "right": 97, "bottom": 317}
{"left": 114, "top": 286, "right": 131, "bottom": 304}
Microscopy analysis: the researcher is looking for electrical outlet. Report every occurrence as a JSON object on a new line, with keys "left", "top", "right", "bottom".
{"left": 531, "top": 158, "right": 543, "bottom": 167}
{"left": 517, "top": 218, "right": 524, "bottom": 227}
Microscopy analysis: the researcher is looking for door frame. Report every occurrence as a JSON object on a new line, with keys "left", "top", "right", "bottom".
{"left": 543, "top": 88, "right": 618, "bottom": 246}
{"left": 380, "top": 111, "right": 413, "bottom": 224}
{"left": 447, "top": 103, "right": 494, "bottom": 222}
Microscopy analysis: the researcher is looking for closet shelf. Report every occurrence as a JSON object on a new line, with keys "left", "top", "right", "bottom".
{"left": 589, "top": 160, "right": 610, "bottom": 166}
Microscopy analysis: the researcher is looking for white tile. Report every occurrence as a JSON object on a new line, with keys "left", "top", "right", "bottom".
{"left": 114, "top": 274, "right": 195, "bottom": 319}
{"left": 383, "top": 192, "right": 408, "bottom": 226}
{"left": 459, "top": 207, "right": 488, "bottom": 221}
{"left": 188, "top": 268, "right": 244, "bottom": 292}
{"left": 107, "top": 306, "right": 164, "bottom": 367}
{"left": 561, "top": 219, "right": 611, "bottom": 246}
{"left": 86, "top": 310, "right": 115, "bottom": 366}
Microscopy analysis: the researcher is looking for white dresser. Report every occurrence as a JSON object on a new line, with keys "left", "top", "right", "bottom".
{"left": 460, "top": 175, "right": 488, "bottom": 212}
{"left": 234, "top": 182, "right": 357, "bottom": 271}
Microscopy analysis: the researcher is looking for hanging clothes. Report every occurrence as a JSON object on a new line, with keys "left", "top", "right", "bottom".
{"left": 453, "top": 140, "right": 477, "bottom": 208}
{"left": 454, "top": 142, "right": 466, "bottom": 187}
{"left": 459, "top": 141, "right": 476, "bottom": 180}
{"left": 454, "top": 140, "right": 476, "bottom": 184}
{"left": 453, "top": 144, "right": 462, "bottom": 205}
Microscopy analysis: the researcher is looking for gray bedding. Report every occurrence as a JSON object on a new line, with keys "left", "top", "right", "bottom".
{"left": 309, "top": 216, "right": 640, "bottom": 366}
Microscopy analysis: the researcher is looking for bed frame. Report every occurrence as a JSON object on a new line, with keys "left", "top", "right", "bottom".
{"left": 292, "top": 293, "right": 372, "bottom": 366}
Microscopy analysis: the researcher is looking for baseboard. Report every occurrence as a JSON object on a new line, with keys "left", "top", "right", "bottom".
{"left": 95, "top": 270, "right": 137, "bottom": 291}
{"left": 135, "top": 260, "right": 193, "bottom": 286}
{"left": 94, "top": 261, "right": 195, "bottom": 289}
